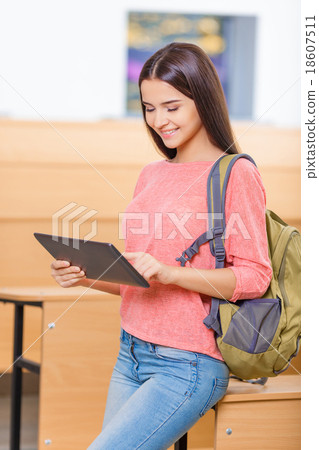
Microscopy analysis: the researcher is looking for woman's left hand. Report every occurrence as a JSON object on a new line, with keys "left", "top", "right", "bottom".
{"left": 124, "top": 252, "right": 176, "bottom": 285}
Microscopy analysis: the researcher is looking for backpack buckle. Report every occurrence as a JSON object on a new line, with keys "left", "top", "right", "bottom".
{"left": 206, "top": 226, "right": 224, "bottom": 241}
{"left": 176, "top": 250, "right": 192, "bottom": 267}
{"left": 176, "top": 243, "right": 201, "bottom": 267}
{"left": 206, "top": 228, "right": 214, "bottom": 240}
{"left": 214, "top": 245, "right": 226, "bottom": 262}
{"left": 214, "top": 227, "right": 224, "bottom": 238}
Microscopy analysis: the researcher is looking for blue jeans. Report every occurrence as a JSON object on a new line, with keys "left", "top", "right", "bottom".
{"left": 87, "top": 329, "right": 229, "bottom": 450}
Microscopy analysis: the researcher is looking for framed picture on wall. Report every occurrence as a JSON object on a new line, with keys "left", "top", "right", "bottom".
{"left": 126, "top": 11, "right": 256, "bottom": 120}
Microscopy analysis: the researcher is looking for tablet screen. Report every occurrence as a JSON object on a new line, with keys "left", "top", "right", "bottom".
{"left": 34, "top": 233, "right": 149, "bottom": 288}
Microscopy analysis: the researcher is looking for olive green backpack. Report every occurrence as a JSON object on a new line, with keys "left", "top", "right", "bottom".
{"left": 176, "top": 154, "right": 301, "bottom": 382}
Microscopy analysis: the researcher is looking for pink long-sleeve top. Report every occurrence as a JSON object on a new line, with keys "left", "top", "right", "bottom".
{"left": 120, "top": 157, "right": 272, "bottom": 360}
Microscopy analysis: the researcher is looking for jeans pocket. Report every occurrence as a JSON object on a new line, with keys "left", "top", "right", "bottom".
{"left": 199, "top": 377, "right": 229, "bottom": 417}
{"left": 154, "top": 345, "right": 196, "bottom": 363}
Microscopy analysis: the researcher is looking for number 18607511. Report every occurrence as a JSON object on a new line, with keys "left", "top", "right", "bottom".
{"left": 305, "top": 16, "right": 316, "bottom": 74}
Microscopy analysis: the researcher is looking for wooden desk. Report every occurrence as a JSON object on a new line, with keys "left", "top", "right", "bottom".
{"left": 174, "top": 374, "right": 301, "bottom": 450}
{"left": 214, "top": 374, "right": 301, "bottom": 449}
{"left": 0, "top": 286, "right": 121, "bottom": 450}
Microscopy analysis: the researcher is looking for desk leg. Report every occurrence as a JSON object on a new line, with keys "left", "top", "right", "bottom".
{"left": 10, "top": 304, "right": 23, "bottom": 450}
{"left": 174, "top": 433, "right": 187, "bottom": 450}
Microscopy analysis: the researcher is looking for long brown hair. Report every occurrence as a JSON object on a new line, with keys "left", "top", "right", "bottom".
{"left": 138, "top": 42, "right": 239, "bottom": 159}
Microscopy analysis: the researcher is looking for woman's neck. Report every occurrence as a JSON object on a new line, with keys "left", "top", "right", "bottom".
{"left": 171, "top": 128, "right": 226, "bottom": 163}
{"left": 172, "top": 145, "right": 226, "bottom": 164}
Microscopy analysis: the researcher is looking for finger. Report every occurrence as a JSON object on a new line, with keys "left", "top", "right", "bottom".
{"left": 51, "top": 260, "right": 70, "bottom": 269}
{"left": 53, "top": 270, "right": 85, "bottom": 284}
{"left": 51, "top": 266, "right": 83, "bottom": 277}
{"left": 124, "top": 252, "right": 142, "bottom": 261}
{"left": 136, "top": 261, "right": 152, "bottom": 275}
{"left": 69, "top": 265, "right": 82, "bottom": 273}
{"left": 143, "top": 267, "right": 157, "bottom": 281}
{"left": 60, "top": 277, "right": 85, "bottom": 288}
{"left": 60, "top": 271, "right": 85, "bottom": 281}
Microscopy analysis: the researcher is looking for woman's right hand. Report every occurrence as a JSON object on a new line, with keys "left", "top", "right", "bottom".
{"left": 50, "top": 260, "right": 86, "bottom": 288}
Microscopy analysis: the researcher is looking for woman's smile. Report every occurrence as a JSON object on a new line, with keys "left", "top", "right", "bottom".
{"left": 160, "top": 128, "right": 179, "bottom": 138}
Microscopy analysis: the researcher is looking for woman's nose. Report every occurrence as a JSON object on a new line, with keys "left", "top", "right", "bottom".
{"left": 153, "top": 110, "right": 169, "bottom": 129}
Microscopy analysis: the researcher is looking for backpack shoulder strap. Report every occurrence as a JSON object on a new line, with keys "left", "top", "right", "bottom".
{"left": 202, "top": 153, "right": 257, "bottom": 331}
{"left": 207, "top": 153, "right": 257, "bottom": 268}
{"left": 175, "top": 153, "right": 256, "bottom": 267}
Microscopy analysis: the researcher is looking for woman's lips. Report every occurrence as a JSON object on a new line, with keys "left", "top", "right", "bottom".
{"left": 161, "top": 128, "right": 178, "bottom": 138}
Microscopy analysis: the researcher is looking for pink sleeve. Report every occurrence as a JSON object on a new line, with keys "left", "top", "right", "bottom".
{"left": 223, "top": 158, "right": 272, "bottom": 302}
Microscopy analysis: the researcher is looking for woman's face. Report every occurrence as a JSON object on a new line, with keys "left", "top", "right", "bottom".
{"left": 140, "top": 78, "right": 206, "bottom": 152}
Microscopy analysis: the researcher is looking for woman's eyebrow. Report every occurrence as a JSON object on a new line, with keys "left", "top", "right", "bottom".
{"left": 142, "top": 99, "right": 182, "bottom": 106}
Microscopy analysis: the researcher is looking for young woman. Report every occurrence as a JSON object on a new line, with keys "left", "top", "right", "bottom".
{"left": 51, "top": 43, "right": 272, "bottom": 449}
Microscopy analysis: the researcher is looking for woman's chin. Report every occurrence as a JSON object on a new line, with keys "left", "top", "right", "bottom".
{"left": 161, "top": 139, "right": 178, "bottom": 149}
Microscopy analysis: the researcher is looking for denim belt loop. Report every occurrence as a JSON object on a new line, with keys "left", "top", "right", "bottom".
{"left": 121, "top": 328, "right": 131, "bottom": 343}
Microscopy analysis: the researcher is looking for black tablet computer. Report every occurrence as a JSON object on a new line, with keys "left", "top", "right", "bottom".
{"left": 34, "top": 232, "right": 149, "bottom": 288}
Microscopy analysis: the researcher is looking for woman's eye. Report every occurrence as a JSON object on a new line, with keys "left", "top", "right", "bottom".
{"left": 144, "top": 106, "right": 178, "bottom": 113}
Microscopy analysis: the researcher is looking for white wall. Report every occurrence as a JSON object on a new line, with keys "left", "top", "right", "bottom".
{"left": 0, "top": 0, "right": 300, "bottom": 126}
